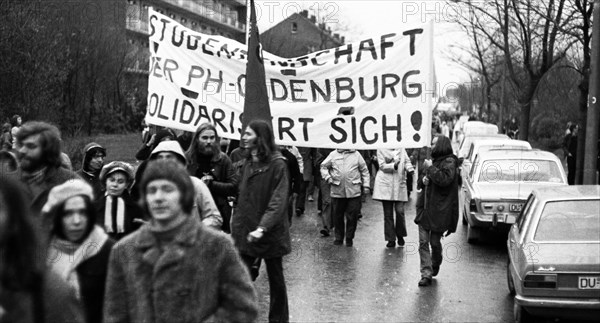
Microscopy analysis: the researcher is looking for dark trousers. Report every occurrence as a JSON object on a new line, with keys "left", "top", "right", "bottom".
{"left": 218, "top": 203, "right": 232, "bottom": 233}
{"left": 296, "top": 180, "right": 309, "bottom": 213}
{"left": 567, "top": 156, "right": 576, "bottom": 185}
{"left": 382, "top": 201, "right": 407, "bottom": 241}
{"left": 241, "top": 255, "right": 289, "bottom": 323}
{"left": 332, "top": 196, "right": 361, "bottom": 241}
{"left": 287, "top": 195, "right": 294, "bottom": 225}
{"left": 418, "top": 226, "right": 443, "bottom": 279}
{"left": 406, "top": 171, "right": 413, "bottom": 195}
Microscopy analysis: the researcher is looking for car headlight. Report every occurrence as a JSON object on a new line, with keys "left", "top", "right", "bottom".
{"left": 497, "top": 205, "right": 505, "bottom": 212}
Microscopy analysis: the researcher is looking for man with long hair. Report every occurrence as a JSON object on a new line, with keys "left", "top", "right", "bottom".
{"left": 12, "top": 121, "right": 79, "bottom": 214}
{"left": 231, "top": 120, "right": 291, "bottom": 323}
{"left": 104, "top": 160, "right": 257, "bottom": 322}
{"left": 186, "top": 123, "right": 237, "bottom": 232}
{"left": 415, "top": 135, "right": 460, "bottom": 287}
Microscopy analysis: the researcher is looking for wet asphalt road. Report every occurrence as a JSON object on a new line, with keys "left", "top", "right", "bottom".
{"left": 250, "top": 193, "right": 515, "bottom": 322}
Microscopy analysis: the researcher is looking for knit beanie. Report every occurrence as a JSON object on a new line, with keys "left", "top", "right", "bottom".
{"left": 139, "top": 159, "right": 194, "bottom": 214}
{"left": 42, "top": 179, "right": 94, "bottom": 214}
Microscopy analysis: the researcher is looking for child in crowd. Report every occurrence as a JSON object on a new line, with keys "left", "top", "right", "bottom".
{"left": 95, "top": 161, "right": 144, "bottom": 240}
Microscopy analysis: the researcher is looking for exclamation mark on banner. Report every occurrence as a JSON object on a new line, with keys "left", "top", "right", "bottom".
{"left": 411, "top": 111, "right": 422, "bottom": 142}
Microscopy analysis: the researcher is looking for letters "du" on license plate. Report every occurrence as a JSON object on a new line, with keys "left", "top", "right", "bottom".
{"left": 578, "top": 276, "right": 600, "bottom": 289}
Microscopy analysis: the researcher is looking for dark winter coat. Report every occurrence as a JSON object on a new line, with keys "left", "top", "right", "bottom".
{"left": 77, "top": 238, "right": 115, "bottom": 323}
{"left": 281, "top": 148, "right": 302, "bottom": 195}
{"left": 8, "top": 167, "right": 80, "bottom": 216}
{"left": 416, "top": 154, "right": 460, "bottom": 234}
{"left": 94, "top": 192, "right": 144, "bottom": 240}
{"left": 186, "top": 151, "right": 238, "bottom": 210}
{"left": 103, "top": 216, "right": 258, "bottom": 323}
{"left": 231, "top": 152, "right": 291, "bottom": 259}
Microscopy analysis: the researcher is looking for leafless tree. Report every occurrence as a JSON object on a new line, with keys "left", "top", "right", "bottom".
{"left": 449, "top": 0, "right": 574, "bottom": 141}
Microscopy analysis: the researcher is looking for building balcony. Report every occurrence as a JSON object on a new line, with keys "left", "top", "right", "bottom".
{"left": 159, "top": 0, "right": 245, "bottom": 32}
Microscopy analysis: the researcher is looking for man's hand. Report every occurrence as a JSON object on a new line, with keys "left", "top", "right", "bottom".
{"left": 201, "top": 174, "right": 214, "bottom": 184}
{"left": 423, "top": 159, "right": 432, "bottom": 169}
{"left": 422, "top": 176, "right": 430, "bottom": 186}
{"left": 247, "top": 228, "right": 265, "bottom": 242}
{"left": 146, "top": 134, "right": 157, "bottom": 147}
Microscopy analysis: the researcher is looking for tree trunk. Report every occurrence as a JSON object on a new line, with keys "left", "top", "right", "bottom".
{"left": 576, "top": 75, "right": 589, "bottom": 184}
{"left": 519, "top": 102, "right": 531, "bottom": 141}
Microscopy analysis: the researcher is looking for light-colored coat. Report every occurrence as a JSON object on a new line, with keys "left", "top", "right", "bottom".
{"left": 372, "top": 149, "right": 414, "bottom": 202}
{"left": 320, "top": 150, "right": 370, "bottom": 198}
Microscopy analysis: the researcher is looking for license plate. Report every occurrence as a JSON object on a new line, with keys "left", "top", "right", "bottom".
{"left": 510, "top": 204, "right": 523, "bottom": 212}
{"left": 578, "top": 276, "right": 600, "bottom": 289}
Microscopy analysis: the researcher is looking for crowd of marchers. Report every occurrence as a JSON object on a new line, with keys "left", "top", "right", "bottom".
{"left": 0, "top": 117, "right": 461, "bottom": 323}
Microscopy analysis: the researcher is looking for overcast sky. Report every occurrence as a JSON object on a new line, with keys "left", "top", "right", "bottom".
{"left": 254, "top": 0, "right": 473, "bottom": 90}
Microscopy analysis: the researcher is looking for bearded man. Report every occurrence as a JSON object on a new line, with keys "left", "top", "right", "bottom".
{"left": 186, "top": 123, "right": 237, "bottom": 233}
{"left": 12, "top": 121, "right": 79, "bottom": 214}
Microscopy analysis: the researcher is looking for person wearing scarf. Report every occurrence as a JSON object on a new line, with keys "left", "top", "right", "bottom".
{"left": 103, "top": 160, "right": 258, "bottom": 323}
{"left": 95, "top": 161, "right": 144, "bottom": 240}
{"left": 42, "top": 179, "right": 115, "bottom": 323}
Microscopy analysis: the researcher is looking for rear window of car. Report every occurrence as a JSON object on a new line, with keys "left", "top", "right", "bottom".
{"left": 477, "top": 159, "right": 564, "bottom": 183}
{"left": 534, "top": 200, "right": 600, "bottom": 242}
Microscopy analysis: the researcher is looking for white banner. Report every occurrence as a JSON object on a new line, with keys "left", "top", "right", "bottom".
{"left": 146, "top": 9, "right": 434, "bottom": 148}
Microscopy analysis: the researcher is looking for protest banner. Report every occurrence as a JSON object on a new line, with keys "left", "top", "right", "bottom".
{"left": 146, "top": 8, "right": 434, "bottom": 148}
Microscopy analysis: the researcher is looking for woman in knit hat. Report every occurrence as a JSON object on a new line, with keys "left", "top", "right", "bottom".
{"left": 42, "top": 179, "right": 114, "bottom": 323}
{"left": 95, "top": 161, "right": 144, "bottom": 240}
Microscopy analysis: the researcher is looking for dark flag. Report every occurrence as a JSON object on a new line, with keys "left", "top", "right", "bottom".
{"left": 242, "top": 0, "right": 272, "bottom": 131}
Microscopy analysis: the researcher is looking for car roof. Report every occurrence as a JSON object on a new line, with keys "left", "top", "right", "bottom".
{"left": 531, "top": 185, "right": 600, "bottom": 201}
{"left": 471, "top": 139, "right": 530, "bottom": 148}
{"left": 476, "top": 148, "right": 558, "bottom": 160}
{"left": 463, "top": 134, "right": 508, "bottom": 140}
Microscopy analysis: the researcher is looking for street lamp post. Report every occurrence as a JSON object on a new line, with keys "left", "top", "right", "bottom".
{"left": 584, "top": 0, "right": 600, "bottom": 184}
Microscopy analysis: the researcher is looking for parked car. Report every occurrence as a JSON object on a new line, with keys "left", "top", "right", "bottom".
{"left": 453, "top": 115, "right": 471, "bottom": 143}
{"left": 463, "top": 121, "right": 499, "bottom": 136}
{"left": 458, "top": 141, "right": 532, "bottom": 223}
{"left": 461, "top": 139, "right": 532, "bottom": 178}
{"left": 462, "top": 148, "right": 567, "bottom": 243}
{"left": 456, "top": 133, "right": 509, "bottom": 159}
{"left": 507, "top": 186, "right": 600, "bottom": 322}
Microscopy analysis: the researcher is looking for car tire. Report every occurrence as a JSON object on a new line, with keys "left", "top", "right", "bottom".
{"left": 507, "top": 260, "right": 516, "bottom": 296}
{"left": 514, "top": 302, "right": 534, "bottom": 323}
{"left": 467, "top": 222, "right": 478, "bottom": 244}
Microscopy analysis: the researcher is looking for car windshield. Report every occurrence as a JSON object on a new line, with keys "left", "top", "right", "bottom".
{"left": 534, "top": 200, "right": 600, "bottom": 242}
{"left": 477, "top": 159, "right": 564, "bottom": 183}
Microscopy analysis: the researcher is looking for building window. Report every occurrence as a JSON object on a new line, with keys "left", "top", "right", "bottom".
{"left": 169, "top": 13, "right": 176, "bottom": 19}
{"left": 291, "top": 22, "right": 298, "bottom": 34}
{"left": 128, "top": 38, "right": 134, "bottom": 44}
{"left": 181, "top": 17, "right": 187, "bottom": 23}
{"left": 142, "top": 4, "right": 148, "bottom": 10}
{"left": 192, "top": 21, "right": 197, "bottom": 26}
